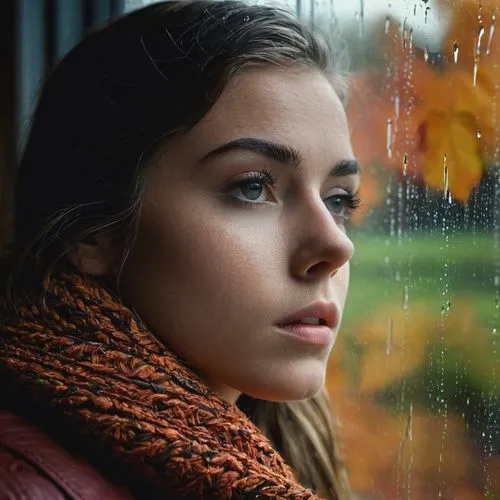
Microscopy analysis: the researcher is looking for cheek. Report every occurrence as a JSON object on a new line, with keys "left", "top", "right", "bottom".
{"left": 122, "top": 199, "right": 284, "bottom": 341}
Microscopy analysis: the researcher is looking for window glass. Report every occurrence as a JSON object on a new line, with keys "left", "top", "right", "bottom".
{"left": 127, "top": 1, "right": 500, "bottom": 498}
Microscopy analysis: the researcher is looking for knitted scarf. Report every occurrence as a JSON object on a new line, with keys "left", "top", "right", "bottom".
{"left": 0, "top": 269, "right": 319, "bottom": 499}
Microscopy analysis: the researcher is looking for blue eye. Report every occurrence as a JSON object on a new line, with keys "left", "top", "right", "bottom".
{"left": 239, "top": 181, "right": 265, "bottom": 201}
{"left": 324, "top": 191, "right": 361, "bottom": 220}
{"left": 228, "top": 170, "right": 278, "bottom": 204}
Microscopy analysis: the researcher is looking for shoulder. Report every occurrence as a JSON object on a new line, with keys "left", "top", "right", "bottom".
{"left": 0, "top": 409, "right": 132, "bottom": 500}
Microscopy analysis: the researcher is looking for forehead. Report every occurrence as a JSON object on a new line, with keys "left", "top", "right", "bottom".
{"left": 176, "top": 67, "right": 354, "bottom": 162}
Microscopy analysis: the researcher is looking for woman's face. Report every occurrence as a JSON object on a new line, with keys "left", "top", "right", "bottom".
{"left": 120, "top": 67, "right": 360, "bottom": 403}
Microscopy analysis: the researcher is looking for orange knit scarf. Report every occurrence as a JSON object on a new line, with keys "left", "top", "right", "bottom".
{"left": 0, "top": 270, "right": 319, "bottom": 498}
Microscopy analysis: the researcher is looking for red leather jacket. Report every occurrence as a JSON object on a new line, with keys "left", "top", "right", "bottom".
{"left": 0, "top": 410, "right": 133, "bottom": 499}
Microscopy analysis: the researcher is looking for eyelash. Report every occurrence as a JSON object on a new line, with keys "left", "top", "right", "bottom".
{"left": 324, "top": 188, "right": 362, "bottom": 221}
{"left": 227, "top": 169, "right": 362, "bottom": 219}
{"left": 240, "top": 169, "right": 279, "bottom": 188}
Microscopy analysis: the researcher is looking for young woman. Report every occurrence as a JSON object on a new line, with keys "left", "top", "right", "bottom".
{"left": 0, "top": 1, "right": 361, "bottom": 498}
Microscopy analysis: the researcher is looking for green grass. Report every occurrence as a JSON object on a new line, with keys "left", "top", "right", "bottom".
{"left": 340, "top": 231, "right": 500, "bottom": 403}
{"left": 343, "top": 231, "right": 498, "bottom": 331}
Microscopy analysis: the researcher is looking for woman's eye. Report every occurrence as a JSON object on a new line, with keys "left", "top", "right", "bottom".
{"left": 324, "top": 192, "right": 361, "bottom": 220}
{"left": 227, "top": 171, "right": 277, "bottom": 204}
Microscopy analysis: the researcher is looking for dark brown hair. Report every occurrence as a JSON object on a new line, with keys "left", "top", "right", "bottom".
{"left": 4, "top": 1, "right": 351, "bottom": 497}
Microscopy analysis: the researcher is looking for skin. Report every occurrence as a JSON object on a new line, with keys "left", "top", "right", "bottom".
{"left": 73, "top": 67, "right": 360, "bottom": 404}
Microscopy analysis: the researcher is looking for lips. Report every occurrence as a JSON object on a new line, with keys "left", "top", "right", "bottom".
{"left": 277, "top": 301, "right": 339, "bottom": 329}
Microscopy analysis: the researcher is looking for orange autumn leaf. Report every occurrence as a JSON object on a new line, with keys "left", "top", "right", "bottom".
{"left": 421, "top": 109, "right": 483, "bottom": 201}
{"left": 350, "top": 1, "right": 500, "bottom": 201}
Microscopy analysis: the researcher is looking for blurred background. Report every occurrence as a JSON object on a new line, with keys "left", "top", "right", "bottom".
{"left": 1, "top": 0, "right": 499, "bottom": 498}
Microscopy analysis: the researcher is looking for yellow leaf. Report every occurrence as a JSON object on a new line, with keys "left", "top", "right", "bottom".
{"left": 422, "top": 110, "right": 483, "bottom": 201}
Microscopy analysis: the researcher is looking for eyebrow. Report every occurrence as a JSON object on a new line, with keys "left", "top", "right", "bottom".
{"left": 201, "top": 137, "right": 361, "bottom": 177}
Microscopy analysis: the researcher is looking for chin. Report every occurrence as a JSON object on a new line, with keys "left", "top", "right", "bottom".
{"left": 236, "top": 359, "right": 327, "bottom": 403}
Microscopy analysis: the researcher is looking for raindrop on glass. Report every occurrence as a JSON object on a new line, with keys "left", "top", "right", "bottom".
{"left": 385, "top": 16, "right": 390, "bottom": 34}
{"left": 441, "top": 300, "right": 451, "bottom": 314}
{"left": 453, "top": 42, "right": 459, "bottom": 63}
{"left": 405, "top": 403, "right": 413, "bottom": 441}
{"left": 487, "top": 14, "right": 496, "bottom": 55}
{"left": 425, "top": 6, "right": 431, "bottom": 24}
{"left": 443, "top": 154, "right": 449, "bottom": 196}
{"left": 386, "top": 317, "right": 393, "bottom": 356}
{"left": 477, "top": 25, "right": 485, "bottom": 55}
{"left": 402, "top": 284, "right": 409, "bottom": 313}
{"left": 387, "top": 119, "right": 393, "bottom": 158}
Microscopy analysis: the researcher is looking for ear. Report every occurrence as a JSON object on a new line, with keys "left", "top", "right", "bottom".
{"left": 67, "top": 233, "right": 118, "bottom": 276}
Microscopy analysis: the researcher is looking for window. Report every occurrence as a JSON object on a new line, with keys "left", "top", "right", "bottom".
{"left": 126, "top": 2, "right": 500, "bottom": 497}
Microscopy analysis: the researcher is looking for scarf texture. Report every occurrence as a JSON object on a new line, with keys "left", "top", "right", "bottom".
{"left": 0, "top": 269, "right": 320, "bottom": 499}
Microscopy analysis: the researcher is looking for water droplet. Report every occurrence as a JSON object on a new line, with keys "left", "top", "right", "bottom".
{"left": 402, "top": 18, "right": 408, "bottom": 49}
{"left": 425, "top": 6, "right": 431, "bottom": 24}
{"left": 474, "top": 59, "right": 478, "bottom": 86}
{"left": 385, "top": 16, "right": 390, "bottom": 34}
{"left": 487, "top": 15, "right": 496, "bottom": 55}
{"left": 386, "top": 119, "right": 393, "bottom": 158}
{"left": 477, "top": 25, "right": 485, "bottom": 55}
{"left": 402, "top": 152, "right": 408, "bottom": 175}
{"left": 386, "top": 317, "right": 393, "bottom": 356}
{"left": 441, "top": 300, "right": 451, "bottom": 314}
{"left": 453, "top": 42, "right": 459, "bottom": 63}
{"left": 402, "top": 284, "right": 409, "bottom": 312}
{"left": 477, "top": 129, "right": 482, "bottom": 139}
{"left": 424, "top": 46, "right": 429, "bottom": 62}
{"left": 405, "top": 404, "right": 413, "bottom": 441}
{"left": 443, "top": 154, "right": 449, "bottom": 196}
{"left": 395, "top": 94, "right": 400, "bottom": 118}
{"left": 243, "top": 15, "right": 250, "bottom": 22}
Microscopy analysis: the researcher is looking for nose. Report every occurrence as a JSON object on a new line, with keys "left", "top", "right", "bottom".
{"left": 289, "top": 198, "right": 354, "bottom": 282}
